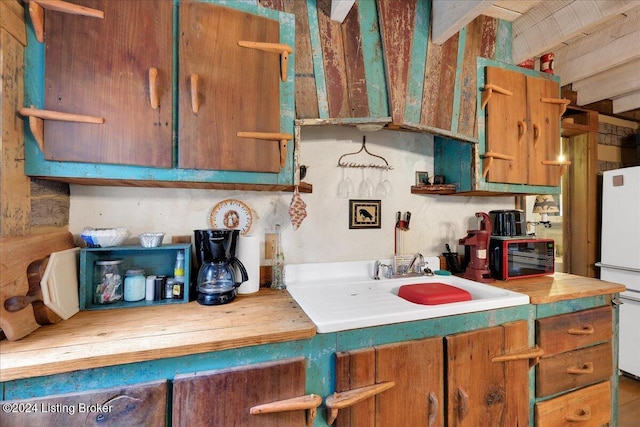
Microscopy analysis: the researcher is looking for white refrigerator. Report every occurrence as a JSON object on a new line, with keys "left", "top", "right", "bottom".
{"left": 598, "top": 166, "right": 640, "bottom": 377}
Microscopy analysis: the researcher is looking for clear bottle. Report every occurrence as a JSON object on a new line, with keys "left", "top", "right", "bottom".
{"left": 174, "top": 250, "right": 185, "bottom": 284}
{"left": 271, "top": 224, "right": 286, "bottom": 290}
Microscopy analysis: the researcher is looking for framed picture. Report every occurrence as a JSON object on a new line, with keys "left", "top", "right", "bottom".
{"left": 415, "top": 171, "right": 430, "bottom": 186}
{"left": 349, "top": 200, "right": 381, "bottom": 229}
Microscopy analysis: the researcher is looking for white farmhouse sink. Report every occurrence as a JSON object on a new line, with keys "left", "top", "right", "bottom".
{"left": 285, "top": 259, "right": 529, "bottom": 333}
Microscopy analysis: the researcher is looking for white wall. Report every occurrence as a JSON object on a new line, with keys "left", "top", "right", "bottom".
{"left": 69, "top": 126, "right": 514, "bottom": 264}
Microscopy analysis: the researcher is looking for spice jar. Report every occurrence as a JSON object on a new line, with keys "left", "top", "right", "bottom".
{"left": 124, "top": 268, "right": 146, "bottom": 302}
{"left": 94, "top": 260, "right": 124, "bottom": 304}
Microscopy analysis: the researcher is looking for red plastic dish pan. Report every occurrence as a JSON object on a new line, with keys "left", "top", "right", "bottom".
{"left": 398, "top": 283, "right": 472, "bottom": 305}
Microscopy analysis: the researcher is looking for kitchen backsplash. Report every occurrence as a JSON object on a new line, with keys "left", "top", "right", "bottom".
{"left": 69, "top": 126, "right": 514, "bottom": 264}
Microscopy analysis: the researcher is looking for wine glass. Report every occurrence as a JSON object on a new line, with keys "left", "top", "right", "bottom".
{"left": 375, "top": 169, "right": 387, "bottom": 198}
{"left": 337, "top": 167, "right": 354, "bottom": 198}
{"left": 358, "top": 169, "right": 374, "bottom": 198}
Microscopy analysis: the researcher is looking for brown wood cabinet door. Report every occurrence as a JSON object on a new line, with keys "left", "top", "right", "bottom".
{"left": 172, "top": 358, "right": 306, "bottom": 427}
{"left": 484, "top": 67, "right": 528, "bottom": 184}
{"left": 527, "top": 75, "right": 562, "bottom": 186}
{"left": 44, "top": 0, "right": 173, "bottom": 167}
{"left": 0, "top": 380, "right": 168, "bottom": 427}
{"left": 178, "top": 3, "right": 281, "bottom": 173}
{"left": 446, "top": 321, "right": 530, "bottom": 427}
{"left": 335, "top": 337, "right": 444, "bottom": 427}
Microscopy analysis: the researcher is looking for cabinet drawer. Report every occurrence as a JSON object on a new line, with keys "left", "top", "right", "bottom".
{"left": 536, "top": 342, "right": 612, "bottom": 397}
{"left": 537, "top": 306, "right": 611, "bottom": 356}
{"left": 535, "top": 381, "right": 611, "bottom": 427}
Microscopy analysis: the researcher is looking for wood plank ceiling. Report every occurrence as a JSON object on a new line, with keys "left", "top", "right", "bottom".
{"left": 332, "top": 0, "right": 640, "bottom": 121}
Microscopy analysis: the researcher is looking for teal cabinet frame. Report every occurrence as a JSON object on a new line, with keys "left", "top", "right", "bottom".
{"left": 23, "top": 0, "right": 296, "bottom": 187}
{"left": 434, "top": 57, "right": 563, "bottom": 195}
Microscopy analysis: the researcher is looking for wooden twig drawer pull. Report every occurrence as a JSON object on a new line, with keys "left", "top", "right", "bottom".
{"left": 567, "top": 362, "right": 594, "bottom": 375}
{"left": 565, "top": 407, "right": 591, "bottom": 422}
{"left": 567, "top": 325, "right": 595, "bottom": 335}
{"left": 481, "top": 83, "right": 513, "bottom": 110}
{"left": 250, "top": 394, "right": 322, "bottom": 427}
{"left": 149, "top": 68, "right": 160, "bottom": 109}
{"left": 325, "top": 381, "right": 395, "bottom": 425}
{"left": 19, "top": 106, "right": 104, "bottom": 124}
{"left": 27, "top": 0, "right": 104, "bottom": 43}
{"left": 542, "top": 159, "right": 571, "bottom": 176}
{"left": 190, "top": 74, "right": 200, "bottom": 113}
{"left": 491, "top": 345, "right": 544, "bottom": 367}
{"left": 482, "top": 151, "right": 516, "bottom": 179}
{"left": 541, "top": 97, "right": 571, "bottom": 116}
{"left": 238, "top": 41, "right": 293, "bottom": 81}
{"left": 237, "top": 131, "right": 293, "bottom": 168}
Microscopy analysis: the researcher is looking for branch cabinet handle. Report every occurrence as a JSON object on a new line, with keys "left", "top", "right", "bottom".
{"left": 237, "top": 131, "right": 293, "bottom": 168}
{"left": 567, "top": 362, "right": 594, "bottom": 375}
{"left": 250, "top": 394, "right": 322, "bottom": 427}
{"left": 325, "top": 381, "right": 395, "bottom": 425}
{"left": 491, "top": 345, "right": 545, "bottom": 367}
{"left": 149, "top": 68, "right": 159, "bottom": 109}
{"left": 238, "top": 41, "right": 293, "bottom": 81}
{"left": 565, "top": 407, "right": 592, "bottom": 422}
{"left": 567, "top": 325, "right": 595, "bottom": 335}
{"left": 532, "top": 123, "right": 540, "bottom": 147}
{"left": 457, "top": 387, "right": 469, "bottom": 423}
{"left": 482, "top": 151, "right": 516, "bottom": 179}
{"left": 541, "top": 97, "right": 571, "bottom": 116}
{"left": 27, "top": 0, "right": 104, "bottom": 43}
{"left": 481, "top": 83, "right": 513, "bottom": 110}
{"left": 517, "top": 121, "right": 527, "bottom": 144}
{"left": 428, "top": 391, "right": 439, "bottom": 427}
{"left": 190, "top": 74, "right": 200, "bottom": 113}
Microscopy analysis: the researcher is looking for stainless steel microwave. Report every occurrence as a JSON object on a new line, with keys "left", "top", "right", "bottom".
{"left": 489, "top": 237, "right": 555, "bottom": 280}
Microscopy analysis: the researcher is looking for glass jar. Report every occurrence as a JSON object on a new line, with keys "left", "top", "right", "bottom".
{"left": 271, "top": 224, "right": 286, "bottom": 290}
{"left": 124, "top": 268, "right": 146, "bottom": 302}
{"left": 94, "top": 260, "right": 124, "bottom": 304}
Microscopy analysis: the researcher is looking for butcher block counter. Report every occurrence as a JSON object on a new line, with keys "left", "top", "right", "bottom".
{"left": 0, "top": 272, "right": 623, "bottom": 383}
{"left": 491, "top": 272, "right": 625, "bottom": 304}
{"left": 0, "top": 289, "right": 315, "bottom": 382}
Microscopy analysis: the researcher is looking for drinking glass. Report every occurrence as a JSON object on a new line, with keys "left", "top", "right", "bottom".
{"left": 337, "top": 168, "right": 354, "bottom": 198}
{"left": 375, "top": 169, "right": 387, "bottom": 198}
{"left": 358, "top": 169, "right": 374, "bottom": 198}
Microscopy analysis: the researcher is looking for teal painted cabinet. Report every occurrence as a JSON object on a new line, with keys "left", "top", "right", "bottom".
{"left": 23, "top": 0, "right": 296, "bottom": 188}
{"left": 0, "top": 299, "right": 619, "bottom": 426}
{"left": 434, "top": 58, "right": 565, "bottom": 195}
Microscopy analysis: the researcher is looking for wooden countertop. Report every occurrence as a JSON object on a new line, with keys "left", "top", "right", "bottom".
{"left": 0, "top": 289, "right": 316, "bottom": 382}
{"left": 492, "top": 272, "right": 626, "bottom": 304}
{"left": 0, "top": 273, "right": 625, "bottom": 383}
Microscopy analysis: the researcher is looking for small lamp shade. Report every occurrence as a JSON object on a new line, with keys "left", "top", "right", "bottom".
{"left": 533, "top": 195, "right": 559, "bottom": 222}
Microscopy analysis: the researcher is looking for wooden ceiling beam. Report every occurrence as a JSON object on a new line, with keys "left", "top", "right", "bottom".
{"left": 573, "top": 58, "right": 640, "bottom": 105}
{"left": 512, "top": 0, "right": 638, "bottom": 64}
{"left": 554, "top": 26, "right": 640, "bottom": 86}
{"left": 431, "top": 0, "right": 494, "bottom": 45}
{"left": 330, "top": 0, "right": 356, "bottom": 23}
{"left": 613, "top": 90, "right": 640, "bottom": 114}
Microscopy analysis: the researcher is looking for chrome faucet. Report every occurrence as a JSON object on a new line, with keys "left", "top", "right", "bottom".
{"left": 408, "top": 253, "right": 425, "bottom": 274}
{"left": 373, "top": 260, "right": 393, "bottom": 280}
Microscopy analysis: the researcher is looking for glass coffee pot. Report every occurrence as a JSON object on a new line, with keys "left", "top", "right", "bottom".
{"left": 195, "top": 229, "right": 248, "bottom": 305}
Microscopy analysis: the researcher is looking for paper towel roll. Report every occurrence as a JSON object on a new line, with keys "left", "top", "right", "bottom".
{"left": 237, "top": 235, "right": 260, "bottom": 294}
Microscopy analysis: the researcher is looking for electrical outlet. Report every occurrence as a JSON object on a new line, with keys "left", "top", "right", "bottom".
{"left": 264, "top": 233, "right": 276, "bottom": 260}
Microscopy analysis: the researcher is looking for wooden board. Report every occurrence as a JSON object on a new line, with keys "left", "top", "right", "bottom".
{"left": 335, "top": 348, "right": 376, "bottom": 426}
{"left": 44, "top": 0, "right": 173, "bottom": 167}
{"left": 178, "top": 2, "right": 281, "bottom": 173}
{"left": 534, "top": 381, "right": 611, "bottom": 427}
{"left": 0, "top": 230, "right": 75, "bottom": 341}
{"left": 172, "top": 358, "right": 306, "bottom": 427}
{"left": 422, "top": 33, "right": 459, "bottom": 131}
{"left": 376, "top": 0, "right": 417, "bottom": 126}
{"left": 484, "top": 66, "right": 528, "bottom": 184}
{"left": 1, "top": 13, "right": 30, "bottom": 237}
{"left": 341, "top": 1, "right": 370, "bottom": 118}
{"left": 316, "top": 0, "right": 351, "bottom": 118}
{"left": 0, "top": 380, "right": 167, "bottom": 427}
{"left": 0, "top": 289, "right": 315, "bottom": 381}
{"left": 446, "top": 321, "right": 529, "bottom": 427}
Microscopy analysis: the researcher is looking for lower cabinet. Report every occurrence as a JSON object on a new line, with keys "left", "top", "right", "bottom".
{"left": 0, "top": 380, "right": 167, "bottom": 427}
{"left": 172, "top": 357, "right": 320, "bottom": 427}
{"left": 332, "top": 321, "right": 533, "bottom": 427}
{"left": 534, "top": 306, "right": 614, "bottom": 426}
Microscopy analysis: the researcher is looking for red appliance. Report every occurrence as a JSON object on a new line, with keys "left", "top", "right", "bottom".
{"left": 489, "top": 237, "right": 555, "bottom": 280}
{"left": 398, "top": 283, "right": 472, "bottom": 305}
{"left": 459, "top": 212, "right": 494, "bottom": 282}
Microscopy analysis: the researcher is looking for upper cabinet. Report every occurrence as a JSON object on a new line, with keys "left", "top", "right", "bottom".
{"left": 42, "top": 0, "right": 173, "bottom": 167}
{"left": 434, "top": 58, "right": 569, "bottom": 195}
{"left": 23, "top": 0, "right": 296, "bottom": 189}
{"left": 483, "top": 66, "right": 568, "bottom": 187}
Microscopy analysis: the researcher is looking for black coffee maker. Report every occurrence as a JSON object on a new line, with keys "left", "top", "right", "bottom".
{"left": 193, "top": 229, "right": 248, "bottom": 305}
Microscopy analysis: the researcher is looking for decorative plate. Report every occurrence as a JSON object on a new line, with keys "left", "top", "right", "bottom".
{"left": 209, "top": 199, "right": 253, "bottom": 235}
